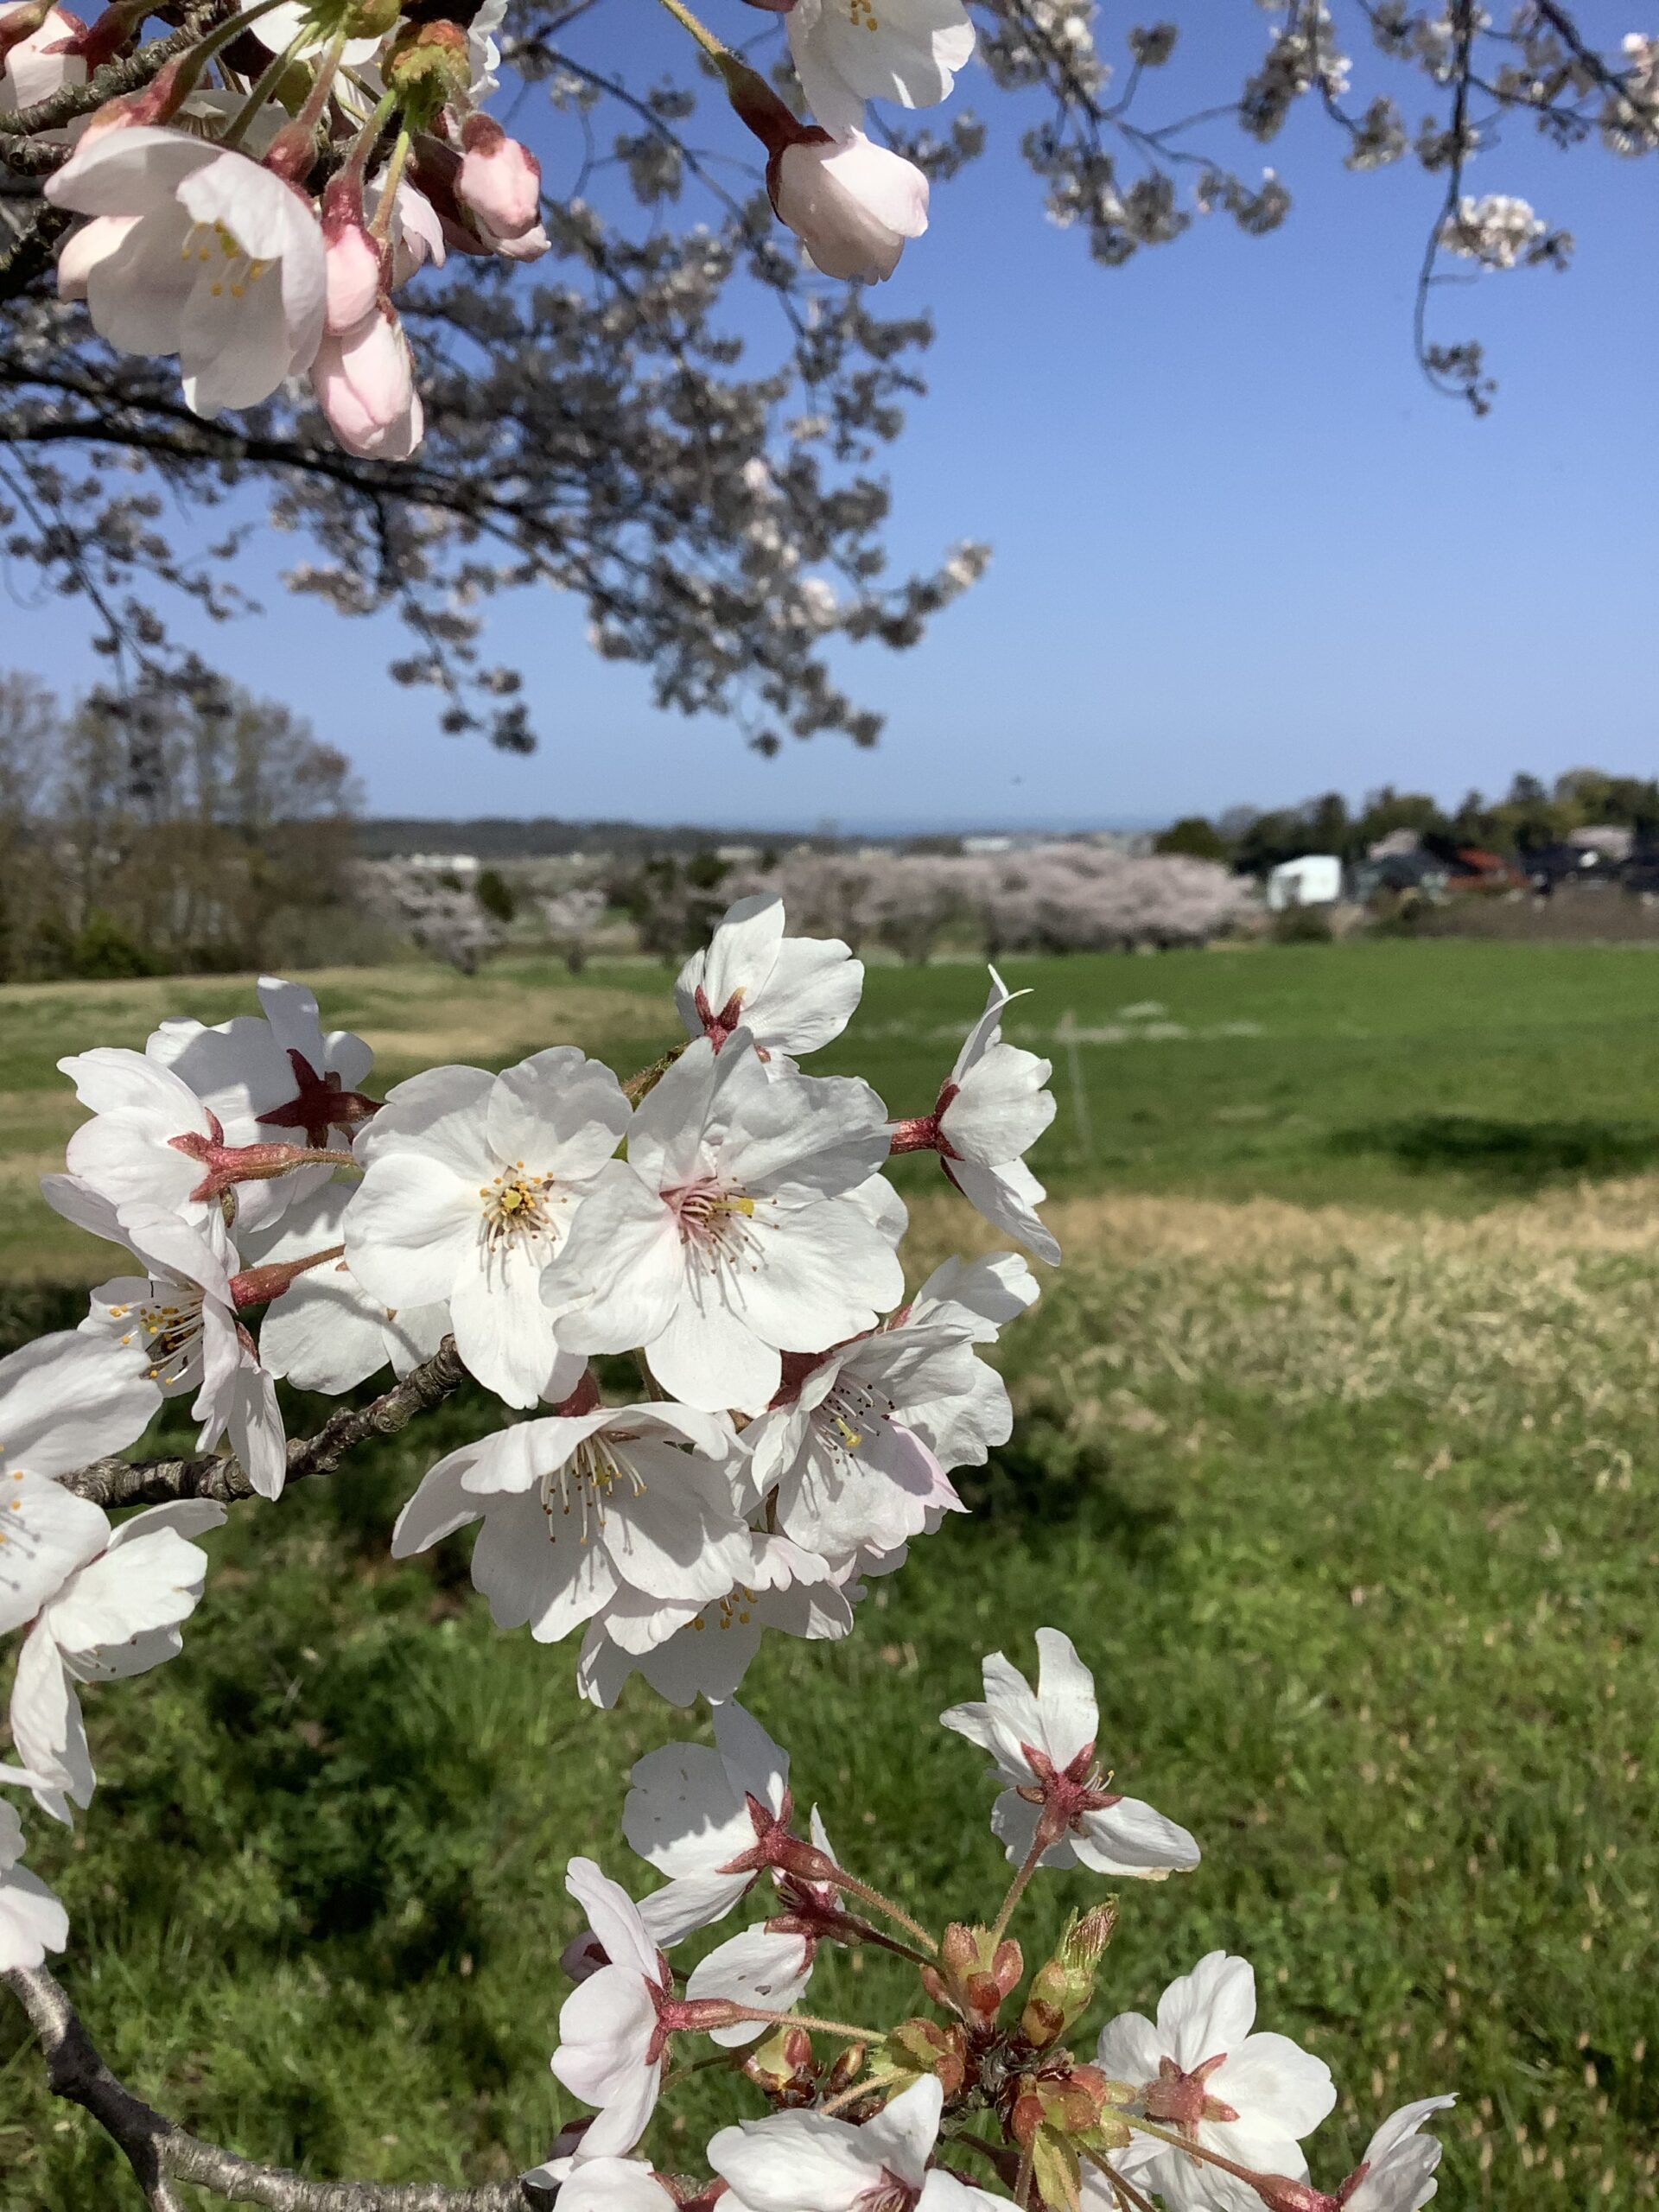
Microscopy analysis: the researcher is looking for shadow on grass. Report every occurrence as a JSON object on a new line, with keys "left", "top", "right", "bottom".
{"left": 958, "top": 1412, "right": 1175, "bottom": 1563}
{"left": 1329, "top": 1112, "right": 1659, "bottom": 1187}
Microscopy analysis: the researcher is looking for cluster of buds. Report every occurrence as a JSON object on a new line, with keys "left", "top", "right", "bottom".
{"left": 1, "top": 0, "right": 545, "bottom": 451}
{"left": 536, "top": 1633, "right": 1456, "bottom": 2212}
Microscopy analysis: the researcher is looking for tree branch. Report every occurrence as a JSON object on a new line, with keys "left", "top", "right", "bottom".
{"left": 4, "top": 1964, "right": 547, "bottom": 2210}
{"left": 58, "top": 1338, "right": 469, "bottom": 1509}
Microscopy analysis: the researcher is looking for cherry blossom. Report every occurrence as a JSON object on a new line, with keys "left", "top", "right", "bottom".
{"left": 52, "top": 1185, "right": 289, "bottom": 1500}
{"left": 893, "top": 971, "right": 1059, "bottom": 1265}
{"left": 1090, "top": 1953, "right": 1335, "bottom": 2212}
{"left": 745, "top": 1320, "right": 985, "bottom": 1568}
{"left": 0, "top": 1798, "right": 67, "bottom": 1973}
{"left": 675, "top": 893, "right": 863, "bottom": 1063}
{"left": 1334, "top": 2096, "right": 1456, "bottom": 2212}
{"left": 389, "top": 1403, "right": 756, "bottom": 1644}
{"left": 346, "top": 1048, "right": 630, "bottom": 1408}
{"left": 551, "top": 2158, "right": 679, "bottom": 2212}
{"left": 575, "top": 1533, "right": 852, "bottom": 1708}
{"left": 712, "top": 2075, "right": 1000, "bottom": 2212}
{"left": 5, "top": 1489, "right": 223, "bottom": 1821}
{"left": 245, "top": 1185, "right": 448, "bottom": 1395}
{"left": 542, "top": 1033, "right": 899, "bottom": 1415}
{"left": 785, "top": 0, "right": 974, "bottom": 138}
{"left": 552, "top": 1858, "right": 749, "bottom": 2155}
{"left": 45, "top": 127, "right": 327, "bottom": 416}
{"left": 769, "top": 130, "right": 930, "bottom": 284}
{"left": 457, "top": 114, "right": 543, "bottom": 242}
{"left": 622, "top": 1697, "right": 792, "bottom": 1943}
{"left": 941, "top": 1626, "right": 1198, "bottom": 1879}
{"left": 56, "top": 1047, "right": 293, "bottom": 1236}
{"left": 149, "top": 974, "right": 378, "bottom": 1160}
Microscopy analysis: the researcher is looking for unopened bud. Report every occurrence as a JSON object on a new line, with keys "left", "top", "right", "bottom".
{"left": 880, "top": 2017, "right": 965, "bottom": 2097}
{"left": 741, "top": 2024, "right": 814, "bottom": 2098}
{"left": 938, "top": 1923, "right": 1023, "bottom": 2024}
{"left": 457, "top": 111, "right": 541, "bottom": 238}
{"left": 826, "top": 2043, "right": 866, "bottom": 2094}
{"left": 1021, "top": 1910, "right": 1111, "bottom": 2049}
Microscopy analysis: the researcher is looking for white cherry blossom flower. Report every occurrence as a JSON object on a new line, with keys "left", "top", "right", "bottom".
{"left": 675, "top": 894, "right": 862, "bottom": 1063}
{"left": 575, "top": 1533, "right": 851, "bottom": 1708}
{"left": 745, "top": 1322, "right": 979, "bottom": 1568}
{"left": 53, "top": 1185, "right": 288, "bottom": 1500}
{"left": 0, "top": 1799, "right": 67, "bottom": 1972}
{"left": 785, "top": 0, "right": 975, "bottom": 137}
{"left": 552, "top": 1859, "right": 748, "bottom": 2156}
{"left": 390, "top": 1404, "right": 756, "bottom": 1644}
{"left": 543, "top": 1034, "right": 899, "bottom": 1416}
{"left": 769, "top": 130, "right": 929, "bottom": 283}
{"left": 346, "top": 1048, "right": 629, "bottom": 1408}
{"left": 553, "top": 1859, "right": 675, "bottom": 2156}
{"left": 1091, "top": 1953, "right": 1335, "bottom": 2212}
{"left": 941, "top": 1626, "right": 1198, "bottom": 1879}
{"left": 712, "top": 2075, "right": 1000, "bottom": 2212}
{"left": 150, "top": 974, "right": 377, "bottom": 1156}
{"left": 248, "top": 1185, "right": 448, "bottom": 1395}
{"left": 1338, "top": 2097, "right": 1456, "bottom": 2212}
{"left": 623, "top": 1698, "right": 791, "bottom": 1943}
{"left": 46, "top": 126, "right": 327, "bottom": 415}
{"left": 6, "top": 1492, "right": 224, "bottom": 1822}
{"left": 906, "top": 1250, "right": 1039, "bottom": 1339}
{"left": 938, "top": 970, "right": 1058, "bottom": 1262}
{"left": 57, "top": 1047, "right": 283, "bottom": 1233}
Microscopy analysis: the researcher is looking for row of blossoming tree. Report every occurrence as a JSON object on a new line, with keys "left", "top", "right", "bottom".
{"left": 3, "top": 893, "right": 1451, "bottom": 2210}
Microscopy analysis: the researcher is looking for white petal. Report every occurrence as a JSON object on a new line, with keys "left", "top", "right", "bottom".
{"left": 710, "top": 2109, "right": 881, "bottom": 2212}
{"left": 1033, "top": 1626, "right": 1098, "bottom": 1764}
{"left": 346, "top": 1152, "right": 479, "bottom": 1306}
{"left": 565, "top": 1859, "right": 663, "bottom": 1979}
{"left": 944, "top": 1157, "right": 1059, "bottom": 1266}
{"left": 486, "top": 1048, "right": 631, "bottom": 1182}
{"left": 646, "top": 1294, "right": 779, "bottom": 1419}
{"left": 448, "top": 1244, "right": 566, "bottom": 1408}
{"left": 1157, "top": 1953, "right": 1256, "bottom": 2070}
{"left": 0, "top": 1862, "right": 69, "bottom": 1972}
{"left": 1095, "top": 2010, "right": 1164, "bottom": 2085}
{"left": 1074, "top": 1795, "right": 1201, "bottom": 1879}
{"left": 0, "top": 1472, "right": 110, "bottom": 1636}
{"left": 861, "top": 2076, "right": 944, "bottom": 2187}
{"left": 542, "top": 1167, "right": 681, "bottom": 1352}
{"left": 0, "top": 1330, "right": 158, "bottom": 1479}
{"left": 1210, "top": 2034, "right": 1336, "bottom": 2140}
{"left": 9, "top": 1624, "right": 94, "bottom": 1811}
{"left": 43, "top": 1526, "right": 207, "bottom": 1662}
{"left": 687, "top": 1924, "right": 812, "bottom": 2046}
{"left": 624, "top": 1741, "right": 756, "bottom": 1878}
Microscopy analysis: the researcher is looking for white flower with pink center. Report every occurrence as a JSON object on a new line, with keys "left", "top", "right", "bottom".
{"left": 675, "top": 893, "right": 862, "bottom": 1065}
{"left": 1090, "top": 1953, "right": 1335, "bottom": 2212}
{"left": 543, "top": 1033, "right": 899, "bottom": 1415}
{"left": 941, "top": 1625, "right": 1198, "bottom": 1879}
{"left": 346, "top": 1048, "right": 630, "bottom": 1408}
{"left": 711, "top": 2075, "right": 1003, "bottom": 2212}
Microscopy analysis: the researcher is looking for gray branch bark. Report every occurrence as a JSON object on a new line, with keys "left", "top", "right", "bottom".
{"left": 5, "top": 1964, "right": 549, "bottom": 2209}
{"left": 60, "top": 1338, "right": 469, "bottom": 1509}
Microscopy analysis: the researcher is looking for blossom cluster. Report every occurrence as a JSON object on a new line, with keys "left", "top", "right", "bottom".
{"left": 3, "top": 0, "right": 973, "bottom": 459}
{"left": 0, "top": 894, "right": 1059, "bottom": 1967}
{"left": 530, "top": 1628, "right": 1453, "bottom": 2212}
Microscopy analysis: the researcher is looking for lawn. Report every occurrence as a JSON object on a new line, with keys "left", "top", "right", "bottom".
{"left": 3, "top": 940, "right": 1658, "bottom": 2209}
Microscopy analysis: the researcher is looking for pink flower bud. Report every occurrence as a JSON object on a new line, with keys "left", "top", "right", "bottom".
{"left": 323, "top": 216, "right": 382, "bottom": 335}
{"left": 457, "top": 112, "right": 541, "bottom": 240}
{"left": 767, "top": 129, "right": 928, "bottom": 283}
{"left": 311, "top": 303, "right": 423, "bottom": 460}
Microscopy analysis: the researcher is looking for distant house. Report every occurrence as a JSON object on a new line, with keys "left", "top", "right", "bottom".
{"left": 1266, "top": 854, "right": 1343, "bottom": 911}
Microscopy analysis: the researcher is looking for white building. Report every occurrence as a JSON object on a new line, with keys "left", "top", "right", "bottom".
{"left": 1266, "top": 854, "right": 1343, "bottom": 912}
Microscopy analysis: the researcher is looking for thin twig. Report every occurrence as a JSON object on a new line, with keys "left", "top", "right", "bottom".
{"left": 59, "top": 1337, "right": 468, "bottom": 1509}
{"left": 4, "top": 1964, "right": 547, "bottom": 2209}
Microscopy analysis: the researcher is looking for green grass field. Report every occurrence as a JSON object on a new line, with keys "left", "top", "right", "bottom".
{"left": 3, "top": 941, "right": 1658, "bottom": 2209}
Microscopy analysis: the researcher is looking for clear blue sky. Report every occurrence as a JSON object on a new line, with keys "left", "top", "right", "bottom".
{"left": 16, "top": 8, "right": 1659, "bottom": 830}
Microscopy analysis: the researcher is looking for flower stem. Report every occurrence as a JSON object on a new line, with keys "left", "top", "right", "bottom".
{"left": 1118, "top": 2118, "right": 1284, "bottom": 2189}
{"left": 1079, "top": 2149, "right": 1160, "bottom": 2212}
{"left": 651, "top": 0, "right": 728, "bottom": 64}
{"left": 734, "top": 2006, "right": 884, "bottom": 2041}
{"left": 370, "top": 121, "right": 411, "bottom": 241}
{"left": 818, "top": 1862, "right": 938, "bottom": 1955}
{"left": 988, "top": 1828, "right": 1048, "bottom": 1946}
{"left": 219, "top": 22, "right": 308, "bottom": 149}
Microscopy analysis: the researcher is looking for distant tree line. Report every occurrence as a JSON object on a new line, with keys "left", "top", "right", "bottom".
{"left": 1156, "top": 770, "right": 1659, "bottom": 875}
{"left": 1, "top": 673, "right": 361, "bottom": 981}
